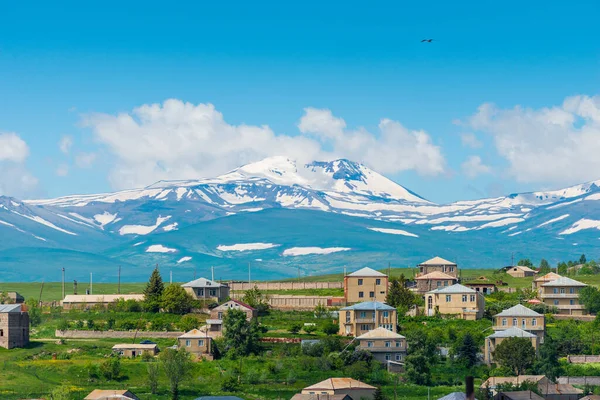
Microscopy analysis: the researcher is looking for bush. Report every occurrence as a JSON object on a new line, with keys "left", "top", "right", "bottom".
{"left": 87, "top": 319, "right": 95, "bottom": 330}
{"left": 57, "top": 319, "right": 69, "bottom": 331}
{"left": 100, "top": 357, "right": 121, "bottom": 381}
{"left": 322, "top": 322, "right": 339, "bottom": 336}
{"left": 289, "top": 323, "right": 302, "bottom": 334}
{"left": 303, "top": 324, "right": 317, "bottom": 335}
{"left": 177, "top": 315, "right": 200, "bottom": 332}
{"left": 106, "top": 317, "right": 115, "bottom": 330}
{"left": 221, "top": 375, "right": 240, "bottom": 392}
{"left": 75, "top": 320, "right": 84, "bottom": 329}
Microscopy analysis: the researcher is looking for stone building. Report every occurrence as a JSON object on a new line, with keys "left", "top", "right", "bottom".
{"left": 0, "top": 304, "right": 29, "bottom": 349}
{"left": 505, "top": 266, "right": 536, "bottom": 278}
{"left": 111, "top": 343, "right": 158, "bottom": 358}
{"left": 540, "top": 276, "right": 587, "bottom": 315}
{"left": 344, "top": 267, "right": 388, "bottom": 304}
{"left": 178, "top": 329, "right": 214, "bottom": 360}
{"left": 417, "top": 256, "right": 458, "bottom": 278}
{"left": 484, "top": 327, "right": 538, "bottom": 365}
{"left": 493, "top": 304, "right": 545, "bottom": 343}
{"left": 356, "top": 326, "right": 407, "bottom": 364}
{"left": 425, "top": 284, "right": 485, "bottom": 320}
{"left": 415, "top": 271, "right": 458, "bottom": 294}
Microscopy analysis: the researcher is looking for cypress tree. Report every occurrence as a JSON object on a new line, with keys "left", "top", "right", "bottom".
{"left": 144, "top": 267, "right": 165, "bottom": 312}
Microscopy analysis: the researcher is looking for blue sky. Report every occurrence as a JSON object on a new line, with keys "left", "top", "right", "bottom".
{"left": 1, "top": 0, "right": 599, "bottom": 203}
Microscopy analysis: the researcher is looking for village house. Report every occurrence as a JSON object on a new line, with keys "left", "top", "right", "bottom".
{"left": 182, "top": 278, "right": 230, "bottom": 303}
{"left": 178, "top": 329, "right": 214, "bottom": 360}
{"left": 299, "top": 378, "right": 377, "bottom": 400}
{"left": 210, "top": 299, "right": 256, "bottom": 321}
{"left": 356, "top": 326, "right": 407, "bottom": 364}
{"left": 417, "top": 256, "right": 458, "bottom": 278}
{"left": 532, "top": 272, "right": 562, "bottom": 292}
{"left": 484, "top": 327, "right": 538, "bottom": 365}
{"left": 344, "top": 267, "right": 388, "bottom": 304}
{"left": 339, "top": 301, "right": 397, "bottom": 337}
{"left": 291, "top": 394, "right": 352, "bottom": 400}
{"left": 494, "top": 391, "right": 544, "bottom": 400}
{"left": 425, "top": 284, "right": 485, "bottom": 320}
{"left": 0, "top": 291, "right": 24, "bottom": 304}
{"left": 463, "top": 278, "right": 497, "bottom": 295}
{"left": 84, "top": 389, "right": 140, "bottom": 400}
{"left": 415, "top": 271, "right": 458, "bottom": 295}
{"left": 481, "top": 376, "right": 582, "bottom": 399}
{"left": 506, "top": 266, "right": 536, "bottom": 278}
{"left": 0, "top": 303, "right": 29, "bottom": 349}
{"left": 61, "top": 294, "right": 144, "bottom": 310}
{"left": 112, "top": 343, "right": 158, "bottom": 358}
{"left": 540, "top": 276, "right": 587, "bottom": 315}
{"left": 493, "top": 304, "right": 545, "bottom": 343}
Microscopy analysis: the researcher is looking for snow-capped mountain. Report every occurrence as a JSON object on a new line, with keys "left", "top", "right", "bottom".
{"left": 1, "top": 157, "right": 600, "bottom": 282}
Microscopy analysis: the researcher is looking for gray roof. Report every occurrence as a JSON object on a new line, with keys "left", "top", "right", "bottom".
{"left": 541, "top": 276, "right": 587, "bottom": 287}
{"left": 437, "top": 393, "right": 477, "bottom": 400}
{"left": 181, "top": 277, "right": 224, "bottom": 288}
{"left": 428, "top": 284, "right": 476, "bottom": 294}
{"left": 348, "top": 267, "right": 387, "bottom": 277}
{"left": 495, "top": 304, "right": 542, "bottom": 317}
{"left": 340, "top": 301, "right": 395, "bottom": 311}
{"left": 487, "top": 327, "right": 536, "bottom": 339}
{"left": 496, "top": 391, "right": 544, "bottom": 400}
{"left": 0, "top": 304, "right": 22, "bottom": 313}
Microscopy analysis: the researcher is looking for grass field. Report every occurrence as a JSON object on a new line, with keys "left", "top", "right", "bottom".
{"left": 0, "top": 282, "right": 151, "bottom": 302}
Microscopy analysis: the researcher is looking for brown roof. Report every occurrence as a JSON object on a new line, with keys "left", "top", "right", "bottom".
{"left": 216, "top": 298, "right": 255, "bottom": 311}
{"left": 534, "top": 272, "right": 562, "bottom": 282}
{"left": 415, "top": 271, "right": 457, "bottom": 280}
{"left": 303, "top": 377, "right": 376, "bottom": 391}
{"left": 84, "top": 389, "right": 139, "bottom": 400}
{"left": 418, "top": 256, "right": 456, "bottom": 266}
{"left": 496, "top": 391, "right": 544, "bottom": 400}
{"left": 291, "top": 395, "right": 351, "bottom": 400}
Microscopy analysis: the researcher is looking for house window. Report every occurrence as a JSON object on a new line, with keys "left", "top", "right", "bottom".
{"left": 569, "top": 288, "right": 575, "bottom": 294}
{"left": 367, "top": 341, "right": 374, "bottom": 347}
{"left": 346, "top": 312, "right": 351, "bottom": 323}
{"left": 198, "top": 289, "right": 204, "bottom": 296}
{"left": 560, "top": 288, "right": 565, "bottom": 294}
{"left": 359, "top": 292, "right": 364, "bottom": 298}
{"left": 554, "top": 300, "right": 559, "bottom": 306}
{"left": 0, "top": 329, "right": 3, "bottom": 336}
{"left": 512, "top": 318, "right": 517, "bottom": 326}
{"left": 532, "top": 318, "right": 537, "bottom": 326}
{"left": 396, "top": 341, "right": 402, "bottom": 348}
{"left": 376, "top": 279, "right": 381, "bottom": 285}
{"left": 198, "top": 340, "right": 204, "bottom": 347}
{"left": 522, "top": 319, "right": 526, "bottom": 328}
{"left": 369, "top": 291, "right": 375, "bottom": 298}
{"left": 360, "top": 324, "right": 370, "bottom": 331}
{"left": 462, "top": 295, "right": 467, "bottom": 302}
{"left": 209, "top": 289, "right": 217, "bottom": 296}
{"left": 385, "top": 341, "right": 391, "bottom": 348}
{"left": 502, "top": 318, "right": 507, "bottom": 326}
{"left": 444, "top": 281, "right": 449, "bottom": 286}
{"left": 570, "top": 300, "right": 575, "bottom": 305}
{"left": 450, "top": 266, "right": 455, "bottom": 272}
{"left": 395, "top": 354, "right": 402, "bottom": 361}
{"left": 383, "top": 311, "right": 389, "bottom": 318}
{"left": 358, "top": 279, "right": 363, "bottom": 286}
{"left": 360, "top": 311, "right": 367, "bottom": 318}
{"left": 218, "top": 312, "right": 223, "bottom": 319}
{"left": 437, "top": 281, "right": 441, "bottom": 287}
{"left": 470, "top": 295, "right": 475, "bottom": 302}
{"left": 446, "top": 295, "right": 452, "bottom": 302}
{"left": 385, "top": 353, "right": 391, "bottom": 361}
{"left": 185, "top": 340, "right": 191, "bottom": 347}
{"left": 553, "top": 288, "right": 558, "bottom": 294}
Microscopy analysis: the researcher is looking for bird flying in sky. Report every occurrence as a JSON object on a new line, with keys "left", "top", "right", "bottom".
{"left": 421, "top": 39, "right": 434, "bottom": 43}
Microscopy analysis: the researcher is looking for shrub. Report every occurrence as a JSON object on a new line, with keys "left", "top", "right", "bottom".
{"left": 303, "top": 324, "right": 317, "bottom": 335}
{"left": 86, "top": 319, "right": 95, "bottom": 330}
{"left": 106, "top": 317, "right": 115, "bottom": 330}
{"left": 100, "top": 357, "right": 121, "bottom": 381}
{"left": 221, "top": 375, "right": 240, "bottom": 392}
{"left": 57, "top": 319, "right": 69, "bottom": 331}
{"left": 177, "top": 315, "right": 200, "bottom": 332}
{"left": 289, "top": 323, "right": 302, "bottom": 334}
{"left": 75, "top": 320, "right": 84, "bottom": 329}
{"left": 322, "top": 322, "right": 339, "bottom": 336}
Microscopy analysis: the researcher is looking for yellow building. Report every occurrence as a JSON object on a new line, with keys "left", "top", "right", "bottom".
{"left": 178, "top": 329, "right": 214, "bottom": 360}
{"left": 506, "top": 265, "right": 536, "bottom": 278}
{"left": 181, "top": 277, "right": 230, "bottom": 303}
{"left": 532, "top": 272, "right": 562, "bottom": 292}
{"left": 493, "top": 304, "right": 545, "bottom": 343}
{"left": 356, "top": 326, "right": 407, "bottom": 364}
{"left": 339, "top": 301, "right": 397, "bottom": 337}
{"left": 112, "top": 343, "right": 158, "bottom": 358}
{"left": 300, "top": 378, "right": 377, "bottom": 399}
{"left": 344, "top": 267, "right": 388, "bottom": 304}
{"left": 540, "top": 276, "right": 587, "bottom": 315}
{"left": 425, "top": 284, "right": 485, "bottom": 320}
{"left": 485, "top": 327, "right": 538, "bottom": 365}
{"left": 417, "top": 256, "right": 458, "bottom": 278}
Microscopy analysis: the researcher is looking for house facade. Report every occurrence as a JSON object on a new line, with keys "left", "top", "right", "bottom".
{"left": 356, "top": 326, "right": 407, "bottom": 364}
{"left": 484, "top": 327, "right": 538, "bottom": 365}
{"left": 210, "top": 299, "right": 256, "bottom": 322}
{"left": 84, "top": 389, "right": 140, "bottom": 400}
{"left": 540, "top": 277, "right": 587, "bottom": 315}
{"left": 112, "top": 344, "right": 158, "bottom": 358}
{"left": 532, "top": 272, "right": 562, "bottom": 292}
{"left": 417, "top": 256, "right": 458, "bottom": 278}
{"left": 344, "top": 267, "right": 388, "bottom": 304}
{"left": 0, "top": 304, "right": 29, "bottom": 349}
{"left": 506, "top": 266, "right": 536, "bottom": 278}
{"left": 178, "top": 329, "right": 213, "bottom": 360}
{"left": 464, "top": 281, "right": 497, "bottom": 295}
{"left": 493, "top": 304, "right": 545, "bottom": 343}
{"left": 339, "top": 301, "right": 397, "bottom": 337}
{"left": 182, "top": 278, "right": 230, "bottom": 303}
{"left": 425, "top": 284, "right": 485, "bottom": 320}
{"left": 301, "top": 378, "right": 377, "bottom": 399}
{"left": 415, "top": 271, "right": 458, "bottom": 295}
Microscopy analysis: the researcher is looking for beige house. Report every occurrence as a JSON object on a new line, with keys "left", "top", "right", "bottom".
{"left": 493, "top": 304, "right": 545, "bottom": 343}
{"left": 112, "top": 343, "right": 158, "bottom": 358}
{"left": 532, "top": 272, "right": 562, "bottom": 291}
{"left": 494, "top": 391, "right": 544, "bottom": 400}
{"left": 417, "top": 256, "right": 458, "bottom": 278}
{"left": 482, "top": 376, "right": 583, "bottom": 399}
{"left": 61, "top": 294, "right": 144, "bottom": 310}
{"left": 84, "top": 389, "right": 140, "bottom": 400}
{"left": 415, "top": 271, "right": 457, "bottom": 294}
{"left": 425, "top": 284, "right": 485, "bottom": 320}
{"left": 182, "top": 278, "right": 230, "bottom": 303}
{"left": 210, "top": 299, "right": 256, "bottom": 322}
{"left": 0, "top": 304, "right": 29, "bottom": 349}
{"left": 506, "top": 266, "right": 536, "bottom": 278}
{"left": 178, "top": 328, "right": 213, "bottom": 360}
{"left": 344, "top": 267, "right": 388, "bottom": 304}
{"left": 339, "top": 301, "right": 397, "bottom": 337}
{"left": 540, "top": 276, "right": 587, "bottom": 315}
{"left": 356, "top": 326, "right": 407, "bottom": 364}
{"left": 301, "top": 378, "right": 377, "bottom": 400}
{"left": 484, "top": 327, "right": 538, "bottom": 365}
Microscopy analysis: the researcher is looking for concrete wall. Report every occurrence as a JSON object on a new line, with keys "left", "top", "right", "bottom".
{"left": 230, "top": 293, "right": 342, "bottom": 310}
{"left": 558, "top": 376, "right": 600, "bottom": 385}
{"left": 567, "top": 355, "right": 600, "bottom": 363}
{"left": 0, "top": 311, "right": 29, "bottom": 349}
{"left": 56, "top": 330, "right": 184, "bottom": 339}
{"left": 228, "top": 281, "right": 343, "bottom": 291}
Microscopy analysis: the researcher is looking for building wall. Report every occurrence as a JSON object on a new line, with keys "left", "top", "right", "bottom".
{"left": 0, "top": 311, "right": 29, "bottom": 349}
{"left": 417, "top": 264, "right": 458, "bottom": 278}
{"left": 339, "top": 308, "right": 397, "bottom": 336}
{"left": 506, "top": 268, "right": 535, "bottom": 278}
{"left": 344, "top": 276, "right": 388, "bottom": 304}
{"left": 493, "top": 316, "right": 545, "bottom": 342}
{"left": 230, "top": 293, "right": 340, "bottom": 310}
{"left": 210, "top": 301, "right": 256, "bottom": 321}
{"left": 228, "top": 281, "right": 343, "bottom": 291}
{"left": 357, "top": 338, "right": 407, "bottom": 363}
{"left": 425, "top": 292, "right": 484, "bottom": 320}
{"left": 178, "top": 337, "right": 212, "bottom": 358}
{"left": 185, "top": 285, "right": 230, "bottom": 303}
{"left": 416, "top": 278, "right": 457, "bottom": 294}
{"left": 484, "top": 336, "right": 538, "bottom": 364}
{"left": 114, "top": 347, "right": 158, "bottom": 357}
{"left": 540, "top": 286, "right": 586, "bottom": 315}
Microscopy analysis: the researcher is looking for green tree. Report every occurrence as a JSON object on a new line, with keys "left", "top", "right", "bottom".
{"left": 535, "top": 336, "right": 563, "bottom": 381}
{"left": 160, "top": 348, "right": 193, "bottom": 400}
{"left": 223, "top": 308, "right": 261, "bottom": 356}
{"left": 242, "top": 285, "right": 270, "bottom": 315}
{"left": 144, "top": 267, "right": 165, "bottom": 312}
{"left": 539, "top": 259, "right": 551, "bottom": 274}
{"left": 161, "top": 284, "right": 195, "bottom": 314}
{"left": 517, "top": 258, "right": 533, "bottom": 268}
{"left": 99, "top": 357, "right": 121, "bottom": 381}
{"left": 178, "top": 315, "right": 200, "bottom": 331}
{"left": 49, "top": 386, "right": 73, "bottom": 400}
{"left": 386, "top": 274, "right": 416, "bottom": 313}
{"left": 580, "top": 286, "right": 600, "bottom": 314}
{"left": 456, "top": 333, "right": 479, "bottom": 368}
{"left": 303, "top": 324, "right": 317, "bottom": 335}
{"left": 493, "top": 337, "right": 536, "bottom": 375}
{"left": 580, "top": 254, "right": 587, "bottom": 265}
{"left": 25, "top": 298, "right": 42, "bottom": 326}
{"left": 0, "top": 291, "right": 14, "bottom": 304}
{"left": 405, "top": 351, "right": 431, "bottom": 385}
{"left": 289, "top": 323, "right": 301, "bottom": 334}
{"left": 314, "top": 303, "right": 328, "bottom": 318}
{"left": 322, "top": 322, "right": 339, "bottom": 336}
{"left": 147, "top": 362, "right": 160, "bottom": 395}
{"left": 373, "top": 387, "right": 387, "bottom": 400}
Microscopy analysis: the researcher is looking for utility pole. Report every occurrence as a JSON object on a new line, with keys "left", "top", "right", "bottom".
{"left": 61, "top": 268, "right": 65, "bottom": 299}
{"left": 211, "top": 266, "right": 214, "bottom": 282}
{"left": 170, "top": 270, "right": 173, "bottom": 284}
{"left": 511, "top": 252, "right": 515, "bottom": 266}
{"left": 248, "top": 262, "right": 251, "bottom": 284}
{"left": 90, "top": 272, "right": 93, "bottom": 295}
{"left": 118, "top": 266, "right": 121, "bottom": 294}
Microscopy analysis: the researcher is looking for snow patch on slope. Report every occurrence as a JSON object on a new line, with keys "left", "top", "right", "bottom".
{"left": 217, "top": 243, "right": 279, "bottom": 252}
{"left": 560, "top": 219, "right": 600, "bottom": 235}
{"left": 119, "top": 216, "right": 171, "bottom": 235}
{"left": 146, "top": 244, "right": 177, "bottom": 253}
{"left": 282, "top": 247, "right": 351, "bottom": 256}
{"left": 94, "top": 212, "right": 118, "bottom": 227}
{"left": 368, "top": 227, "right": 418, "bottom": 238}
{"left": 537, "top": 214, "right": 569, "bottom": 228}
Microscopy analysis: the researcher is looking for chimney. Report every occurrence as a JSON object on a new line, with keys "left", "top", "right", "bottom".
{"left": 466, "top": 376, "right": 475, "bottom": 400}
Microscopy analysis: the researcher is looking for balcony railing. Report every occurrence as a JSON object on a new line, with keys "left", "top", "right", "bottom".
{"left": 360, "top": 346, "right": 407, "bottom": 352}
{"left": 493, "top": 326, "right": 544, "bottom": 331}
{"left": 540, "top": 293, "right": 580, "bottom": 299}
{"left": 355, "top": 318, "right": 376, "bottom": 323}
{"left": 552, "top": 304, "right": 585, "bottom": 310}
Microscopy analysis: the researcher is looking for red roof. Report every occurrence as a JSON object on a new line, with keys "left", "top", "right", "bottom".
{"left": 227, "top": 299, "right": 256, "bottom": 311}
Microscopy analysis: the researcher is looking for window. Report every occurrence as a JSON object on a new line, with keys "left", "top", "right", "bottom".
{"left": 360, "top": 324, "right": 370, "bottom": 331}
{"left": 383, "top": 311, "right": 389, "bottom": 318}
{"left": 0, "top": 329, "right": 3, "bottom": 337}
{"left": 359, "top": 291, "right": 364, "bottom": 298}
{"left": 444, "top": 281, "right": 449, "bottom": 286}
{"left": 570, "top": 300, "right": 575, "bottom": 305}
{"left": 502, "top": 318, "right": 507, "bottom": 326}
{"left": 396, "top": 341, "right": 402, "bottom": 348}
{"left": 198, "top": 340, "right": 204, "bottom": 347}
{"left": 512, "top": 318, "right": 517, "bottom": 326}
{"left": 446, "top": 295, "right": 452, "bottom": 302}
{"left": 376, "top": 279, "right": 381, "bottom": 285}
{"left": 358, "top": 279, "right": 363, "bottom": 285}
{"left": 367, "top": 341, "right": 374, "bottom": 348}
{"left": 470, "top": 295, "right": 476, "bottom": 302}
{"left": 522, "top": 319, "right": 526, "bottom": 328}
{"left": 554, "top": 300, "right": 559, "bottom": 306}
{"left": 385, "top": 353, "right": 391, "bottom": 361}
{"left": 569, "top": 288, "right": 575, "bottom": 294}
{"left": 560, "top": 288, "right": 565, "bottom": 294}
{"left": 346, "top": 312, "right": 351, "bottom": 323}
{"left": 553, "top": 288, "right": 558, "bottom": 294}
{"left": 532, "top": 318, "right": 537, "bottom": 326}
{"left": 217, "top": 312, "right": 223, "bottom": 319}
{"left": 462, "top": 295, "right": 467, "bottom": 302}
{"left": 396, "top": 354, "right": 402, "bottom": 361}
{"left": 185, "top": 340, "right": 191, "bottom": 347}
{"left": 369, "top": 291, "right": 375, "bottom": 298}
{"left": 209, "top": 289, "right": 216, "bottom": 296}
{"left": 385, "top": 341, "right": 391, "bottom": 348}
{"left": 450, "top": 266, "right": 455, "bottom": 272}
{"left": 198, "top": 288, "right": 204, "bottom": 296}
{"left": 360, "top": 311, "right": 367, "bottom": 318}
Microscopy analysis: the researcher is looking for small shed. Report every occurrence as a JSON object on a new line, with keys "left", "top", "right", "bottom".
{"left": 112, "top": 343, "right": 158, "bottom": 358}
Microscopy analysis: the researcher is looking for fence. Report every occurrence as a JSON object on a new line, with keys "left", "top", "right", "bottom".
{"left": 227, "top": 281, "right": 343, "bottom": 291}
{"left": 567, "top": 355, "right": 600, "bottom": 364}
{"left": 558, "top": 376, "right": 600, "bottom": 385}
{"left": 231, "top": 293, "right": 344, "bottom": 310}
{"left": 55, "top": 330, "right": 184, "bottom": 339}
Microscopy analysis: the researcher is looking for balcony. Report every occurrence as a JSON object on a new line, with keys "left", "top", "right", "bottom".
{"left": 360, "top": 346, "right": 407, "bottom": 352}
{"left": 552, "top": 304, "right": 585, "bottom": 310}
{"left": 355, "top": 318, "right": 376, "bottom": 323}
{"left": 540, "top": 293, "right": 580, "bottom": 299}
{"left": 493, "top": 325, "right": 544, "bottom": 331}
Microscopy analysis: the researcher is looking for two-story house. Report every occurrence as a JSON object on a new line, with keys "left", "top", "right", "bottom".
{"left": 414, "top": 271, "right": 458, "bottom": 295}
{"left": 0, "top": 304, "right": 29, "bottom": 349}
{"left": 356, "top": 326, "right": 407, "bottom": 364}
{"left": 344, "top": 267, "right": 388, "bottom": 304}
{"left": 206, "top": 299, "right": 257, "bottom": 333}
{"left": 532, "top": 272, "right": 562, "bottom": 292}
{"left": 540, "top": 276, "right": 587, "bottom": 315}
{"left": 181, "top": 278, "right": 230, "bottom": 303}
{"left": 178, "top": 329, "right": 214, "bottom": 360}
{"left": 493, "top": 304, "right": 545, "bottom": 343}
{"left": 425, "top": 284, "right": 485, "bottom": 320}
{"left": 417, "top": 256, "right": 458, "bottom": 278}
{"left": 485, "top": 327, "right": 539, "bottom": 365}
{"left": 339, "top": 301, "right": 397, "bottom": 337}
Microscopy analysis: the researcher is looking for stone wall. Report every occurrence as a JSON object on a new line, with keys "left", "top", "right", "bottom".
{"left": 231, "top": 293, "right": 344, "bottom": 310}
{"left": 567, "top": 355, "right": 600, "bottom": 364}
{"left": 558, "top": 376, "right": 600, "bottom": 385}
{"left": 227, "top": 281, "right": 342, "bottom": 291}
{"left": 55, "top": 330, "right": 184, "bottom": 339}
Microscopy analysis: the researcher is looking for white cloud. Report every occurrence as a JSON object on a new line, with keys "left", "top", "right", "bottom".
{"left": 59, "top": 135, "right": 73, "bottom": 154}
{"left": 461, "top": 155, "right": 491, "bottom": 178}
{"left": 56, "top": 164, "right": 69, "bottom": 177}
{"left": 460, "top": 133, "right": 483, "bottom": 148}
{"left": 75, "top": 152, "right": 96, "bottom": 168}
{"left": 82, "top": 99, "right": 446, "bottom": 189}
{"left": 0, "top": 132, "right": 37, "bottom": 197}
{"left": 467, "top": 95, "right": 600, "bottom": 184}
